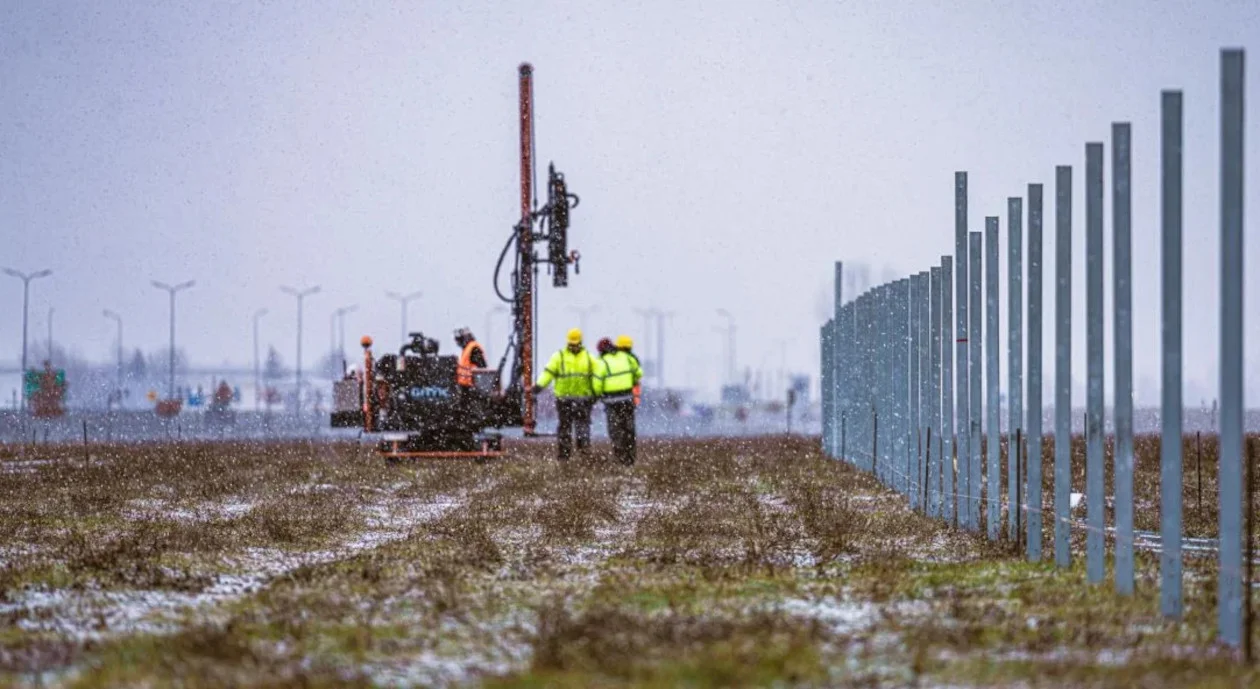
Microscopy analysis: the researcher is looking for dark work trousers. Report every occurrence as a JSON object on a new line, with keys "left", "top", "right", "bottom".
{"left": 555, "top": 397, "right": 592, "bottom": 461}
{"left": 605, "top": 399, "right": 637, "bottom": 466}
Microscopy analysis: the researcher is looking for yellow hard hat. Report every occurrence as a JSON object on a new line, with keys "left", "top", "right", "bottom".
{"left": 616, "top": 335, "right": 633, "bottom": 350}
{"left": 566, "top": 328, "right": 583, "bottom": 345}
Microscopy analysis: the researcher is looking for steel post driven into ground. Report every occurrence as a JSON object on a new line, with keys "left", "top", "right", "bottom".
{"left": 942, "top": 257, "right": 956, "bottom": 526}
{"left": 986, "top": 217, "right": 1001, "bottom": 541}
{"left": 1217, "top": 47, "right": 1245, "bottom": 649}
{"left": 897, "top": 280, "right": 911, "bottom": 493}
{"left": 956, "top": 172, "right": 972, "bottom": 531}
{"left": 1027, "top": 183, "right": 1044, "bottom": 561}
{"left": 919, "top": 271, "right": 932, "bottom": 510}
{"left": 910, "top": 276, "right": 922, "bottom": 503}
{"left": 1113, "top": 122, "right": 1135, "bottom": 596}
{"left": 821, "top": 321, "right": 833, "bottom": 457}
{"left": 1161, "top": 90, "right": 1184, "bottom": 618}
{"left": 875, "top": 286, "right": 888, "bottom": 481}
{"left": 930, "top": 266, "right": 943, "bottom": 518}
{"left": 1086, "top": 142, "right": 1106, "bottom": 585}
{"left": 1055, "top": 165, "right": 1073, "bottom": 569}
{"left": 834, "top": 262, "right": 845, "bottom": 457}
{"left": 887, "top": 284, "right": 899, "bottom": 483}
{"left": 1008, "top": 197, "right": 1023, "bottom": 541}
{"left": 969, "top": 231, "right": 984, "bottom": 533}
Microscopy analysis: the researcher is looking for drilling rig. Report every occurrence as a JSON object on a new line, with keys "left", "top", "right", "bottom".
{"left": 331, "top": 63, "right": 581, "bottom": 459}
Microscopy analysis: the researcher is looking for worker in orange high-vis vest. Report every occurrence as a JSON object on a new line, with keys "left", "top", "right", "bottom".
{"left": 453, "top": 328, "right": 488, "bottom": 426}
{"left": 454, "top": 327, "right": 487, "bottom": 387}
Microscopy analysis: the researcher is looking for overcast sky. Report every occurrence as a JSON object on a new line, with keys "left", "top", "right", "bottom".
{"left": 2, "top": 1, "right": 1258, "bottom": 403}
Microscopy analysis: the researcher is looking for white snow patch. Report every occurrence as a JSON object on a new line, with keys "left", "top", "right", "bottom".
{"left": 1, "top": 493, "right": 467, "bottom": 642}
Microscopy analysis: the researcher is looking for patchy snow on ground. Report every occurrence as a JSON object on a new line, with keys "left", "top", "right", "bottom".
{"left": 1, "top": 493, "right": 468, "bottom": 642}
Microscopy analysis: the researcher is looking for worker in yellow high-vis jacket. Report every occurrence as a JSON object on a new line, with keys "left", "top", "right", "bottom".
{"left": 594, "top": 334, "right": 644, "bottom": 466}
{"left": 533, "top": 328, "right": 596, "bottom": 461}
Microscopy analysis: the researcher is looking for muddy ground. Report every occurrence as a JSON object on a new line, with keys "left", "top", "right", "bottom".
{"left": 1, "top": 437, "right": 1257, "bottom": 688}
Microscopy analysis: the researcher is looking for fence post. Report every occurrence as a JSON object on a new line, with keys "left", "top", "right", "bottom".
{"left": 821, "top": 321, "right": 833, "bottom": 456}
{"left": 1086, "top": 141, "right": 1106, "bottom": 585}
{"left": 1113, "top": 121, "right": 1135, "bottom": 596}
{"left": 956, "top": 172, "right": 972, "bottom": 531}
{"left": 834, "top": 261, "right": 845, "bottom": 458}
{"left": 1160, "top": 89, "right": 1184, "bottom": 619}
{"left": 1217, "top": 47, "right": 1245, "bottom": 649}
{"left": 920, "top": 271, "right": 932, "bottom": 512}
{"left": 910, "top": 275, "right": 922, "bottom": 503}
{"left": 942, "top": 256, "right": 956, "bottom": 526}
{"left": 930, "top": 266, "right": 943, "bottom": 518}
{"left": 986, "top": 217, "right": 1001, "bottom": 541}
{"left": 1008, "top": 197, "right": 1024, "bottom": 542}
{"left": 1027, "top": 183, "right": 1045, "bottom": 561}
{"left": 1055, "top": 164, "right": 1073, "bottom": 568}
{"left": 969, "top": 231, "right": 984, "bottom": 534}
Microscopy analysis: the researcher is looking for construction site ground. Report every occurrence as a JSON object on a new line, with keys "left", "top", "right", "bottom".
{"left": 1, "top": 437, "right": 1257, "bottom": 688}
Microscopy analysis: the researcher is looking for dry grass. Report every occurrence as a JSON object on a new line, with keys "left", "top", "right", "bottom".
{"left": 0, "top": 435, "right": 1257, "bottom": 688}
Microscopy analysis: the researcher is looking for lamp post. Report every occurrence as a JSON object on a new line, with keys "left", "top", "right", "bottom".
{"left": 2, "top": 267, "right": 52, "bottom": 411}
{"left": 281, "top": 285, "right": 320, "bottom": 413}
{"left": 716, "top": 308, "right": 736, "bottom": 387}
{"left": 46, "top": 308, "right": 54, "bottom": 365}
{"left": 331, "top": 305, "right": 357, "bottom": 375}
{"left": 386, "top": 290, "right": 423, "bottom": 342}
{"left": 152, "top": 280, "right": 195, "bottom": 400}
{"left": 103, "top": 309, "right": 123, "bottom": 400}
{"left": 253, "top": 308, "right": 268, "bottom": 410}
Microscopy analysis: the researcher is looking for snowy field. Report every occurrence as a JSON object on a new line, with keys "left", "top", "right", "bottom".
{"left": 0, "top": 437, "right": 1255, "bottom": 687}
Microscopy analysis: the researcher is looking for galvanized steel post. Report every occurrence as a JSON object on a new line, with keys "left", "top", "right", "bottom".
{"left": 986, "top": 217, "right": 1001, "bottom": 541}
{"left": 1055, "top": 165, "right": 1073, "bottom": 569}
{"left": 896, "top": 279, "right": 911, "bottom": 492}
{"left": 930, "top": 266, "right": 943, "bottom": 518}
{"left": 834, "top": 261, "right": 845, "bottom": 458}
{"left": 1160, "top": 90, "right": 1184, "bottom": 619}
{"left": 1218, "top": 48, "right": 1245, "bottom": 648}
{"left": 920, "top": 271, "right": 932, "bottom": 511}
{"left": 969, "top": 231, "right": 984, "bottom": 533}
{"left": 1086, "top": 141, "right": 1106, "bottom": 584}
{"left": 910, "top": 276, "right": 922, "bottom": 502}
{"left": 942, "top": 257, "right": 956, "bottom": 526}
{"left": 821, "top": 320, "right": 833, "bottom": 456}
{"left": 956, "top": 172, "right": 972, "bottom": 531}
{"left": 1112, "top": 123, "right": 1135, "bottom": 596}
{"left": 1027, "top": 183, "right": 1045, "bottom": 561}
{"left": 1008, "top": 197, "right": 1024, "bottom": 541}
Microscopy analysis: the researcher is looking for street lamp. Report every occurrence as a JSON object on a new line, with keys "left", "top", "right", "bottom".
{"left": 2, "top": 267, "right": 52, "bottom": 411}
{"left": 716, "top": 308, "right": 736, "bottom": 387}
{"left": 280, "top": 284, "right": 320, "bottom": 413}
{"left": 253, "top": 308, "right": 268, "bottom": 410}
{"left": 386, "top": 290, "right": 423, "bottom": 342}
{"left": 568, "top": 305, "right": 599, "bottom": 336}
{"left": 103, "top": 309, "right": 123, "bottom": 399}
{"left": 636, "top": 307, "right": 672, "bottom": 387}
{"left": 330, "top": 304, "right": 357, "bottom": 375}
{"left": 152, "top": 280, "right": 195, "bottom": 400}
{"left": 46, "top": 307, "right": 54, "bottom": 365}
